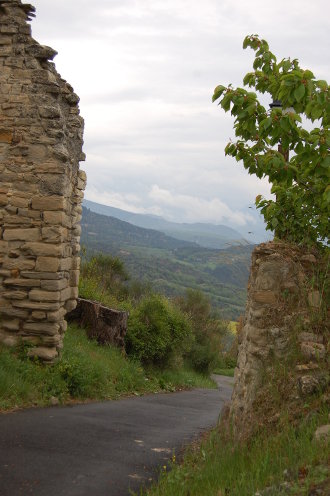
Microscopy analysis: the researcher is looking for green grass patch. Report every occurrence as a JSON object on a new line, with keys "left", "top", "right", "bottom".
{"left": 147, "top": 367, "right": 216, "bottom": 392}
{"left": 213, "top": 368, "right": 235, "bottom": 377}
{"left": 0, "top": 325, "right": 214, "bottom": 412}
{"left": 145, "top": 409, "right": 329, "bottom": 496}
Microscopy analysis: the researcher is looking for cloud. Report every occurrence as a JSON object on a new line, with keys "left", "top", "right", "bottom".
{"left": 148, "top": 185, "right": 254, "bottom": 225}
{"left": 31, "top": 0, "right": 329, "bottom": 231}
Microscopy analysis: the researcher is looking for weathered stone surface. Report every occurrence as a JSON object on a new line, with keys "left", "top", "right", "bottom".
{"left": 0, "top": 0, "right": 86, "bottom": 362}
{"left": 2, "top": 258, "right": 35, "bottom": 270}
{"left": 308, "top": 290, "right": 321, "bottom": 308}
{"left": 253, "top": 290, "right": 277, "bottom": 305}
{"left": 301, "top": 342, "right": 326, "bottom": 361}
{"left": 29, "top": 289, "right": 61, "bottom": 302}
{"left": 27, "top": 346, "right": 58, "bottom": 362}
{"left": 314, "top": 425, "right": 330, "bottom": 441}
{"left": 40, "top": 279, "right": 68, "bottom": 291}
{"left": 21, "top": 242, "right": 62, "bottom": 257}
{"left": 23, "top": 322, "right": 60, "bottom": 335}
{"left": 298, "top": 332, "right": 324, "bottom": 344}
{"left": 3, "top": 278, "right": 40, "bottom": 287}
{"left": 12, "top": 300, "right": 61, "bottom": 311}
{"left": 229, "top": 241, "right": 327, "bottom": 440}
{"left": 3, "top": 227, "right": 40, "bottom": 241}
{"left": 36, "top": 256, "right": 60, "bottom": 272}
{"left": 298, "top": 375, "right": 322, "bottom": 396}
{"left": 31, "top": 196, "right": 66, "bottom": 211}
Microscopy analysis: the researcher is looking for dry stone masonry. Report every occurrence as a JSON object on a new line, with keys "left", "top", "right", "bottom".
{"left": 229, "top": 241, "right": 329, "bottom": 440}
{"left": 0, "top": 0, "right": 86, "bottom": 362}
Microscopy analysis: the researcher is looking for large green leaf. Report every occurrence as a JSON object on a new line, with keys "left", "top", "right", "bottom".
{"left": 294, "top": 84, "right": 305, "bottom": 102}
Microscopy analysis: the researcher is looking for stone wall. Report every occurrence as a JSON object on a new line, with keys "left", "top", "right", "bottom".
{"left": 0, "top": 0, "right": 86, "bottom": 362}
{"left": 229, "top": 241, "right": 328, "bottom": 439}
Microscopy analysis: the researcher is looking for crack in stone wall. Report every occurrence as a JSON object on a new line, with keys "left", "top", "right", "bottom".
{"left": 0, "top": 0, "right": 86, "bottom": 362}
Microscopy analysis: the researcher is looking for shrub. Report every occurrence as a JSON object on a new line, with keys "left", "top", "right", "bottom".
{"left": 176, "top": 289, "right": 229, "bottom": 373}
{"left": 125, "top": 294, "right": 193, "bottom": 366}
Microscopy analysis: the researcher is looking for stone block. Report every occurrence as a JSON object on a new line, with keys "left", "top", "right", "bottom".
{"left": 0, "top": 193, "right": 8, "bottom": 206}
{"left": 59, "top": 258, "right": 72, "bottom": 271}
{"left": 69, "top": 270, "right": 80, "bottom": 287}
{"left": 1, "top": 319, "right": 20, "bottom": 331}
{"left": 253, "top": 290, "right": 277, "bottom": 305}
{"left": 3, "top": 278, "right": 40, "bottom": 287}
{"left": 41, "top": 226, "right": 66, "bottom": 243}
{"left": 13, "top": 300, "right": 61, "bottom": 311}
{"left": 41, "top": 279, "right": 68, "bottom": 291}
{"left": 2, "top": 258, "right": 36, "bottom": 271}
{"left": 22, "top": 242, "right": 62, "bottom": 257}
{"left": 3, "top": 227, "right": 40, "bottom": 241}
{"left": 43, "top": 211, "right": 70, "bottom": 227}
{"left": 301, "top": 342, "right": 326, "bottom": 361}
{"left": 32, "top": 196, "right": 66, "bottom": 211}
{"left": 0, "top": 306, "right": 28, "bottom": 318}
{"left": 29, "top": 289, "right": 61, "bottom": 302}
{"left": 0, "top": 241, "right": 9, "bottom": 253}
{"left": 0, "top": 330, "right": 18, "bottom": 347}
{"left": 2, "top": 290, "right": 28, "bottom": 300}
{"left": 0, "top": 131, "right": 12, "bottom": 143}
{"left": 9, "top": 196, "right": 29, "bottom": 208}
{"left": 47, "top": 307, "right": 66, "bottom": 323}
{"left": 27, "top": 346, "right": 58, "bottom": 361}
{"left": 36, "top": 256, "right": 60, "bottom": 273}
{"left": 24, "top": 322, "right": 60, "bottom": 335}
{"left": 298, "top": 332, "right": 323, "bottom": 344}
{"left": 308, "top": 291, "right": 321, "bottom": 308}
{"left": 314, "top": 425, "right": 330, "bottom": 441}
{"left": 65, "top": 299, "right": 77, "bottom": 312}
{"left": 31, "top": 311, "right": 46, "bottom": 320}
{"left": 40, "top": 335, "right": 61, "bottom": 346}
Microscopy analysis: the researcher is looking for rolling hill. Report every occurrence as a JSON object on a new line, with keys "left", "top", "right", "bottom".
{"left": 81, "top": 207, "right": 254, "bottom": 319}
{"left": 83, "top": 199, "right": 251, "bottom": 249}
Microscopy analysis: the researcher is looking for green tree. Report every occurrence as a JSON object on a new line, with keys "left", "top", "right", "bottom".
{"left": 213, "top": 35, "right": 329, "bottom": 247}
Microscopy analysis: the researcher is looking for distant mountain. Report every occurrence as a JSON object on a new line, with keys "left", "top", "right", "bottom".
{"left": 81, "top": 207, "right": 254, "bottom": 320}
{"left": 81, "top": 207, "right": 198, "bottom": 251}
{"left": 83, "top": 199, "right": 251, "bottom": 249}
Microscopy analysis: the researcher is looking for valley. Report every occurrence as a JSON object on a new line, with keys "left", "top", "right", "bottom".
{"left": 81, "top": 207, "right": 254, "bottom": 319}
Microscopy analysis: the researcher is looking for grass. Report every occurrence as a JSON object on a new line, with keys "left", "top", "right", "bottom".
{"left": 212, "top": 368, "right": 235, "bottom": 377}
{"left": 0, "top": 324, "right": 215, "bottom": 412}
{"left": 144, "top": 408, "right": 329, "bottom": 496}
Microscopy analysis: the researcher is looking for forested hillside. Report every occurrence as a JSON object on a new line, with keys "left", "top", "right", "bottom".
{"left": 83, "top": 199, "right": 252, "bottom": 249}
{"left": 81, "top": 207, "right": 253, "bottom": 319}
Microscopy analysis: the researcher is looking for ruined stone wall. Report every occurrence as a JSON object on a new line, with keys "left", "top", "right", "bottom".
{"left": 230, "top": 241, "right": 328, "bottom": 439}
{"left": 0, "top": 0, "right": 86, "bottom": 362}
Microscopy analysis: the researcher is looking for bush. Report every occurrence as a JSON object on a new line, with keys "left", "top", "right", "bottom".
{"left": 125, "top": 294, "right": 193, "bottom": 366}
{"left": 187, "top": 342, "right": 218, "bottom": 374}
{"left": 175, "top": 289, "right": 229, "bottom": 373}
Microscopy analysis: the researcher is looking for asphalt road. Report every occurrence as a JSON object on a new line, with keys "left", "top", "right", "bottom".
{"left": 0, "top": 375, "right": 233, "bottom": 496}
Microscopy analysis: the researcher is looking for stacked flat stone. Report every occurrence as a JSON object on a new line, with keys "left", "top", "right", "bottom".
{"left": 229, "top": 241, "right": 328, "bottom": 439}
{"left": 0, "top": 0, "right": 86, "bottom": 362}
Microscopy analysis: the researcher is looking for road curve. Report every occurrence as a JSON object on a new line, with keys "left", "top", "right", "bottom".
{"left": 0, "top": 375, "right": 233, "bottom": 496}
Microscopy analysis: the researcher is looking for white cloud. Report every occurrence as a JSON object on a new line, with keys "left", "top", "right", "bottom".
{"left": 148, "top": 185, "right": 254, "bottom": 225}
{"left": 31, "top": 0, "right": 329, "bottom": 231}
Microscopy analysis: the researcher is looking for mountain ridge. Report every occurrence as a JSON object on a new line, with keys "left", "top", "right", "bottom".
{"left": 83, "top": 199, "right": 251, "bottom": 249}
{"left": 81, "top": 207, "right": 254, "bottom": 319}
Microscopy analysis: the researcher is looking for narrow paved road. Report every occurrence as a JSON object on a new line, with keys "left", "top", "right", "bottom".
{"left": 0, "top": 375, "right": 233, "bottom": 496}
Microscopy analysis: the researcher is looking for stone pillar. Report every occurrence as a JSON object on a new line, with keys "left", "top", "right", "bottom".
{"left": 229, "top": 241, "right": 328, "bottom": 439}
{"left": 0, "top": 0, "right": 86, "bottom": 362}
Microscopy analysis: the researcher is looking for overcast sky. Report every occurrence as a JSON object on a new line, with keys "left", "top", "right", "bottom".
{"left": 31, "top": 0, "right": 329, "bottom": 238}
